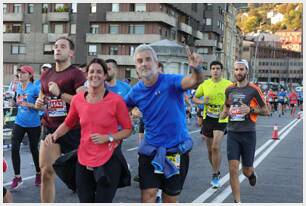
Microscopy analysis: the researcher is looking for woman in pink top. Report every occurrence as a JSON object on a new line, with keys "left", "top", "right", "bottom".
{"left": 45, "top": 58, "right": 132, "bottom": 202}
{"left": 288, "top": 89, "right": 298, "bottom": 118}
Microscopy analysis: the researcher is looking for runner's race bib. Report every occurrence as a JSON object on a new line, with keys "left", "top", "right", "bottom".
{"left": 166, "top": 153, "right": 180, "bottom": 169}
{"left": 229, "top": 105, "right": 245, "bottom": 122}
{"left": 206, "top": 105, "right": 221, "bottom": 118}
{"left": 47, "top": 97, "right": 67, "bottom": 117}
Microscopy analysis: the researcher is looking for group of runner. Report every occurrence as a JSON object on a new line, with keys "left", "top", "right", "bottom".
{"left": 5, "top": 36, "right": 286, "bottom": 203}
{"left": 265, "top": 86, "right": 303, "bottom": 118}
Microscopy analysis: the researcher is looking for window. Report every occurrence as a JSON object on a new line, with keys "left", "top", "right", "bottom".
{"left": 14, "top": 4, "right": 22, "bottom": 13}
{"left": 3, "top": 4, "right": 7, "bottom": 13}
{"left": 110, "top": 46, "right": 118, "bottom": 55}
{"left": 42, "top": 3, "right": 48, "bottom": 13}
{"left": 25, "top": 24, "right": 31, "bottom": 33}
{"left": 130, "top": 46, "right": 135, "bottom": 56}
{"left": 191, "top": 4, "right": 197, "bottom": 12}
{"left": 129, "top": 24, "right": 144, "bottom": 34}
{"left": 109, "top": 24, "right": 119, "bottom": 34}
{"left": 54, "top": 24, "right": 64, "bottom": 33}
{"left": 91, "top": 3, "right": 96, "bottom": 13}
{"left": 206, "top": 3, "right": 212, "bottom": 10}
{"left": 206, "top": 18, "right": 212, "bottom": 26}
{"left": 88, "top": 45, "right": 97, "bottom": 56}
{"left": 90, "top": 24, "right": 99, "bottom": 34}
{"left": 72, "top": 3, "right": 77, "bottom": 13}
{"left": 112, "top": 3, "right": 119, "bottom": 12}
{"left": 12, "top": 24, "right": 22, "bottom": 33}
{"left": 27, "top": 4, "right": 34, "bottom": 13}
{"left": 70, "top": 24, "right": 76, "bottom": 34}
{"left": 171, "top": 29, "right": 176, "bottom": 40}
{"left": 43, "top": 44, "right": 54, "bottom": 55}
{"left": 197, "top": 48, "right": 209, "bottom": 54}
{"left": 4, "top": 24, "right": 7, "bottom": 33}
{"left": 11, "top": 44, "right": 26, "bottom": 55}
{"left": 135, "top": 3, "right": 146, "bottom": 12}
{"left": 55, "top": 4, "right": 64, "bottom": 10}
{"left": 42, "top": 24, "right": 48, "bottom": 33}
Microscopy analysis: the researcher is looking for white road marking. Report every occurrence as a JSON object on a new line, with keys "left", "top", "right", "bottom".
{"left": 211, "top": 118, "right": 301, "bottom": 203}
{"left": 192, "top": 118, "right": 299, "bottom": 203}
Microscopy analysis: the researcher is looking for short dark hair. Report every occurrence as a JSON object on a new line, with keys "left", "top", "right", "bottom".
{"left": 105, "top": 59, "right": 118, "bottom": 67}
{"left": 55, "top": 36, "right": 75, "bottom": 50}
{"left": 79, "top": 63, "right": 87, "bottom": 68}
{"left": 86, "top": 58, "right": 108, "bottom": 75}
{"left": 210, "top": 61, "right": 223, "bottom": 70}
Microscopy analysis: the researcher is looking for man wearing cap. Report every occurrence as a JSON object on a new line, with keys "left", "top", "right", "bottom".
{"left": 34, "top": 63, "right": 52, "bottom": 90}
{"left": 220, "top": 59, "right": 269, "bottom": 203}
{"left": 35, "top": 37, "right": 86, "bottom": 202}
{"left": 10, "top": 65, "right": 42, "bottom": 190}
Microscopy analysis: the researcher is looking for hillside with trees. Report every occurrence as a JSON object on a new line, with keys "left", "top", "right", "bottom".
{"left": 236, "top": 3, "right": 302, "bottom": 33}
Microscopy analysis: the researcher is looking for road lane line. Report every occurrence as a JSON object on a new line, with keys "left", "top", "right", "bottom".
{"left": 211, "top": 118, "right": 301, "bottom": 203}
{"left": 192, "top": 118, "right": 298, "bottom": 203}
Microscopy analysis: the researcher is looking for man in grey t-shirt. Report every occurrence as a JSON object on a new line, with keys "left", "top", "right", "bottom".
{"left": 220, "top": 60, "right": 269, "bottom": 203}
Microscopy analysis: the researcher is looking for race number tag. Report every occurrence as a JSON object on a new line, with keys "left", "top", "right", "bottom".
{"left": 47, "top": 98, "right": 67, "bottom": 117}
{"left": 229, "top": 105, "right": 245, "bottom": 122}
{"left": 166, "top": 153, "right": 181, "bottom": 169}
{"left": 206, "top": 105, "right": 221, "bottom": 118}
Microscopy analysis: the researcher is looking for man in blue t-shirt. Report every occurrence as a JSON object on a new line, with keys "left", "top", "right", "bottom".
{"left": 124, "top": 44, "right": 204, "bottom": 203}
{"left": 105, "top": 59, "right": 131, "bottom": 97}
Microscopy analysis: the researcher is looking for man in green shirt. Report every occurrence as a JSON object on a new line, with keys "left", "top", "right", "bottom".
{"left": 193, "top": 61, "right": 232, "bottom": 188}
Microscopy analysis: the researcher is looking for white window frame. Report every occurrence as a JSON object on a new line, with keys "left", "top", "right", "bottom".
{"left": 88, "top": 45, "right": 97, "bottom": 56}
{"left": 206, "top": 18, "right": 212, "bottom": 26}
{"left": 11, "top": 44, "right": 26, "bottom": 55}
{"left": 90, "top": 24, "right": 99, "bottom": 34}
{"left": 70, "top": 24, "right": 76, "bottom": 34}
{"left": 54, "top": 24, "right": 64, "bottom": 34}
{"left": 135, "top": 3, "right": 146, "bottom": 12}
{"left": 72, "top": 3, "right": 77, "bottom": 13}
{"left": 43, "top": 24, "right": 48, "bottom": 33}
{"left": 91, "top": 3, "right": 96, "bottom": 13}
{"left": 43, "top": 44, "right": 54, "bottom": 55}
{"left": 109, "top": 24, "right": 119, "bottom": 34}
{"left": 25, "top": 24, "right": 31, "bottom": 33}
{"left": 3, "top": 4, "right": 7, "bottom": 13}
{"left": 110, "top": 46, "right": 118, "bottom": 55}
{"left": 28, "top": 4, "right": 34, "bottom": 13}
{"left": 112, "top": 3, "right": 119, "bottom": 12}
{"left": 14, "top": 4, "right": 22, "bottom": 13}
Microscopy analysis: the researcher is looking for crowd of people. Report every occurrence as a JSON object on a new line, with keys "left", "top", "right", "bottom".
{"left": 3, "top": 37, "right": 303, "bottom": 203}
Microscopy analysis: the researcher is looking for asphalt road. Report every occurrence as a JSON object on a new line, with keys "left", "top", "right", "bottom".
{"left": 3, "top": 111, "right": 303, "bottom": 203}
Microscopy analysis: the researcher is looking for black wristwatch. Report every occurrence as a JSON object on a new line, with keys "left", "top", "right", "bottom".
{"left": 250, "top": 108, "right": 255, "bottom": 113}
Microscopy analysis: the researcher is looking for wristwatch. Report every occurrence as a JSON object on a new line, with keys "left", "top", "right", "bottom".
{"left": 108, "top": 135, "right": 114, "bottom": 142}
{"left": 250, "top": 108, "right": 255, "bottom": 113}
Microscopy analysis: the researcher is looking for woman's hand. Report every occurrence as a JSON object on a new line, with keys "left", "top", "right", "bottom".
{"left": 44, "top": 133, "right": 57, "bottom": 146}
{"left": 90, "top": 133, "right": 109, "bottom": 144}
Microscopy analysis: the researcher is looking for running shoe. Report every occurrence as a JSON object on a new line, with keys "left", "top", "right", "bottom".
{"left": 133, "top": 175, "right": 140, "bottom": 182}
{"left": 210, "top": 173, "right": 221, "bottom": 188}
{"left": 35, "top": 173, "right": 41, "bottom": 186}
{"left": 10, "top": 176, "right": 23, "bottom": 190}
{"left": 248, "top": 172, "right": 257, "bottom": 186}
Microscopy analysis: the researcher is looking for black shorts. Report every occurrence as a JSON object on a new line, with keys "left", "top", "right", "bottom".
{"left": 3, "top": 187, "right": 7, "bottom": 197}
{"left": 42, "top": 126, "right": 80, "bottom": 154}
{"left": 298, "top": 100, "right": 303, "bottom": 106}
{"left": 202, "top": 116, "right": 227, "bottom": 138}
{"left": 139, "top": 118, "right": 144, "bottom": 134}
{"left": 138, "top": 152, "right": 189, "bottom": 196}
{"left": 227, "top": 131, "right": 256, "bottom": 167}
{"left": 290, "top": 103, "right": 297, "bottom": 108}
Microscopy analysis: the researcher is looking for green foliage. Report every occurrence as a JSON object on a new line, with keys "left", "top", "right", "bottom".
{"left": 236, "top": 3, "right": 302, "bottom": 33}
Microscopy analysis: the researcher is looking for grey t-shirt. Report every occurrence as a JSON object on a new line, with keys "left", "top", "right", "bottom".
{"left": 225, "top": 83, "right": 266, "bottom": 132}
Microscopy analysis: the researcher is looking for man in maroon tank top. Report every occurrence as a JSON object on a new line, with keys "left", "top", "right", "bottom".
{"left": 35, "top": 37, "right": 86, "bottom": 202}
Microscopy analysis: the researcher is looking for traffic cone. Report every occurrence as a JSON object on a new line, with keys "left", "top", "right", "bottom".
{"left": 272, "top": 124, "right": 279, "bottom": 140}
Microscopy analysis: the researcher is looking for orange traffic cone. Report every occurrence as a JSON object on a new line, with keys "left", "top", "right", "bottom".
{"left": 272, "top": 124, "right": 279, "bottom": 140}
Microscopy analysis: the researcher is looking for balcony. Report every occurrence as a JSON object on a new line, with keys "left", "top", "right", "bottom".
{"left": 86, "top": 33, "right": 162, "bottom": 44}
{"left": 3, "top": 33, "right": 21, "bottom": 42}
{"left": 178, "top": 23, "right": 192, "bottom": 35}
{"left": 3, "top": 13, "right": 23, "bottom": 22}
{"left": 195, "top": 39, "right": 217, "bottom": 47}
{"left": 48, "top": 33, "right": 69, "bottom": 42}
{"left": 97, "top": 55, "right": 134, "bottom": 65}
{"left": 106, "top": 12, "right": 176, "bottom": 27}
{"left": 47, "top": 12, "right": 70, "bottom": 21}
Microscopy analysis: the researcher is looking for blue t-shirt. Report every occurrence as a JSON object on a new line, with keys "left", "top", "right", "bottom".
{"left": 124, "top": 73, "right": 191, "bottom": 148}
{"left": 15, "top": 82, "right": 41, "bottom": 127}
{"left": 107, "top": 80, "right": 131, "bottom": 98}
{"left": 277, "top": 91, "right": 287, "bottom": 102}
